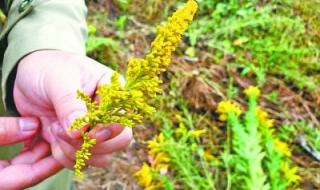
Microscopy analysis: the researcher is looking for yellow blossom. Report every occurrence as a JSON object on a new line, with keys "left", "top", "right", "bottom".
{"left": 152, "top": 152, "right": 170, "bottom": 172}
{"left": 244, "top": 86, "right": 261, "bottom": 98}
{"left": 134, "top": 163, "right": 153, "bottom": 187}
{"left": 74, "top": 133, "right": 96, "bottom": 179}
{"left": 148, "top": 133, "right": 166, "bottom": 158}
{"left": 71, "top": 0, "right": 198, "bottom": 177}
{"left": 256, "top": 107, "right": 274, "bottom": 128}
{"left": 216, "top": 100, "right": 242, "bottom": 121}
{"left": 147, "top": 133, "right": 171, "bottom": 173}
{"left": 274, "top": 139, "right": 292, "bottom": 157}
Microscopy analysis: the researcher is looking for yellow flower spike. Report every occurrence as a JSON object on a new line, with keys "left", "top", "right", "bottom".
{"left": 216, "top": 100, "right": 242, "bottom": 121}
{"left": 274, "top": 139, "right": 292, "bottom": 157}
{"left": 256, "top": 107, "right": 274, "bottom": 128}
{"left": 148, "top": 133, "right": 167, "bottom": 158}
{"left": 152, "top": 152, "right": 170, "bottom": 171}
{"left": 72, "top": 0, "right": 198, "bottom": 178}
{"left": 74, "top": 133, "right": 96, "bottom": 179}
{"left": 244, "top": 86, "right": 261, "bottom": 98}
{"left": 134, "top": 163, "right": 154, "bottom": 187}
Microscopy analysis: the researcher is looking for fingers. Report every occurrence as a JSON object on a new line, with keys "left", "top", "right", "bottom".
{"left": 88, "top": 123, "right": 124, "bottom": 143}
{"left": 0, "top": 156, "right": 62, "bottom": 190}
{"left": 82, "top": 61, "right": 115, "bottom": 95}
{"left": 46, "top": 67, "right": 87, "bottom": 139}
{"left": 47, "top": 126, "right": 74, "bottom": 169}
{"left": 55, "top": 134, "right": 77, "bottom": 161}
{"left": 51, "top": 137, "right": 74, "bottom": 169}
{"left": 91, "top": 127, "right": 133, "bottom": 154}
{"left": 0, "top": 117, "right": 39, "bottom": 145}
{"left": 53, "top": 124, "right": 122, "bottom": 163}
{"left": 87, "top": 154, "right": 113, "bottom": 168}
{"left": 11, "top": 141, "right": 50, "bottom": 165}
{"left": 0, "top": 139, "right": 62, "bottom": 190}
{"left": 86, "top": 126, "right": 131, "bottom": 167}
{"left": 50, "top": 123, "right": 130, "bottom": 169}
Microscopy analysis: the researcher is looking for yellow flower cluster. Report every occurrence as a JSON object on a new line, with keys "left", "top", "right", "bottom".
{"left": 71, "top": 0, "right": 198, "bottom": 178}
{"left": 274, "top": 139, "right": 292, "bottom": 157}
{"left": 134, "top": 163, "right": 161, "bottom": 190}
{"left": 74, "top": 133, "right": 96, "bottom": 179}
{"left": 216, "top": 100, "right": 242, "bottom": 121}
{"left": 256, "top": 107, "right": 274, "bottom": 128}
{"left": 134, "top": 133, "right": 170, "bottom": 189}
{"left": 148, "top": 133, "right": 171, "bottom": 172}
{"left": 256, "top": 107, "right": 293, "bottom": 158}
{"left": 244, "top": 86, "right": 261, "bottom": 98}
{"left": 125, "top": 0, "right": 198, "bottom": 97}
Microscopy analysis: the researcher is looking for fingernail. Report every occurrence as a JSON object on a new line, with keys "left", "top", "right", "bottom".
{"left": 94, "top": 129, "right": 111, "bottom": 141}
{"left": 20, "top": 118, "right": 38, "bottom": 132}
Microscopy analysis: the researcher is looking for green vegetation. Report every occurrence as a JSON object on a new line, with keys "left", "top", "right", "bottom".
{"left": 188, "top": 0, "right": 319, "bottom": 90}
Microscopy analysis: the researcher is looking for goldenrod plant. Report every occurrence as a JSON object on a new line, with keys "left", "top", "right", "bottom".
{"left": 257, "top": 107, "right": 301, "bottom": 190}
{"left": 135, "top": 111, "right": 215, "bottom": 190}
{"left": 134, "top": 163, "right": 165, "bottom": 190}
{"left": 71, "top": 0, "right": 198, "bottom": 178}
{"left": 217, "top": 86, "right": 269, "bottom": 190}
{"left": 217, "top": 86, "right": 300, "bottom": 190}
{"left": 134, "top": 132, "right": 172, "bottom": 190}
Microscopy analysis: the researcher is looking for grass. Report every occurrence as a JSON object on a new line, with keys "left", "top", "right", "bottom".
{"left": 188, "top": 0, "right": 319, "bottom": 90}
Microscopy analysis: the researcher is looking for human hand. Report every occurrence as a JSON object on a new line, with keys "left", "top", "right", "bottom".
{"left": 0, "top": 117, "right": 62, "bottom": 190}
{"left": 14, "top": 50, "right": 133, "bottom": 168}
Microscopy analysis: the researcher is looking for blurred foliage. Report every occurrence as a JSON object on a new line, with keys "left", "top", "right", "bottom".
{"left": 188, "top": 0, "right": 319, "bottom": 90}
{"left": 280, "top": 121, "right": 320, "bottom": 152}
{"left": 135, "top": 110, "right": 216, "bottom": 190}
{"left": 85, "top": 25, "right": 121, "bottom": 70}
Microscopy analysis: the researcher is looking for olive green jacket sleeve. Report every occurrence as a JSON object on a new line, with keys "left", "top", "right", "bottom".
{"left": 0, "top": 0, "right": 88, "bottom": 111}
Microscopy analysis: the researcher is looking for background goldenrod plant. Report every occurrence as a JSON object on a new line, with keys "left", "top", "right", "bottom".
{"left": 217, "top": 86, "right": 300, "bottom": 190}
{"left": 217, "top": 87, "right": 269, "bottom": 190}
{"left": 257, "top": 108, "right": 301, "bottom": 190}
{"left": 135, "top": 109, "right": 216, "bottom": 190}
{"left": 71, "top": 0, "right": 198, "bottom": 178}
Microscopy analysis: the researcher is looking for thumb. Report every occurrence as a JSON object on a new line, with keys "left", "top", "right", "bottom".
{"left": 46, "top": 70, "right": 87, "bottom": 139}
{"left": 0, "top": 117, "right": 39, "bottom": 145}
